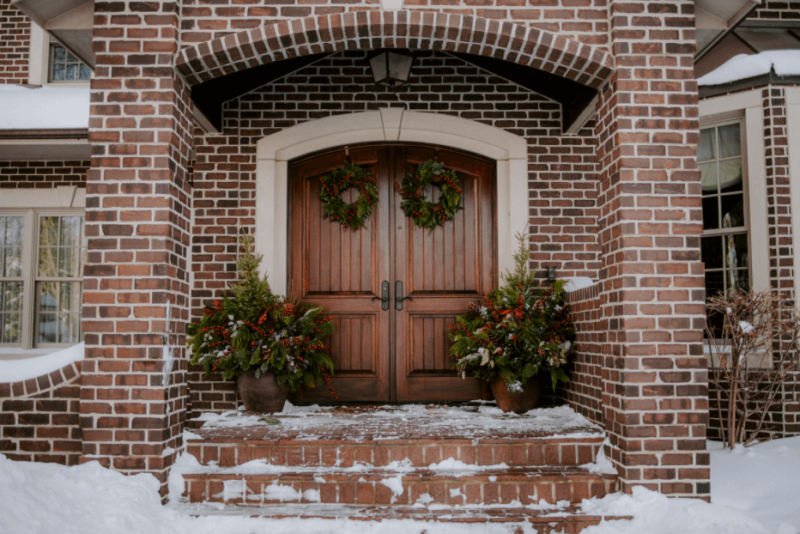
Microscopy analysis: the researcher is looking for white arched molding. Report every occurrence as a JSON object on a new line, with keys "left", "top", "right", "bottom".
{"left": 256, "top": 108, "right": 529, "bottom": 295}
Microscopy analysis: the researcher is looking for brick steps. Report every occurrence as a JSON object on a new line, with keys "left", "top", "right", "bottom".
{"left": 183, "top": 466, "right": 616, "bottom": 506}
{"left": 183, "top": 503, "right": 632, "bottom": 533}
{"left": 185, "top": 435, "right": 604, "bottom": 469}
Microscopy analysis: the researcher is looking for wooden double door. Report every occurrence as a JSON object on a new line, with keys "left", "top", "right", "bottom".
{"left": 289, "top": 144, "right": 497, "bottom": 403}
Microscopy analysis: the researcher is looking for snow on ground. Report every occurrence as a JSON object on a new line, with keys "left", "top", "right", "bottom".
{"left": 4, "top": 434, "right": 800, "bottom": 534}
{"left": 697, "top": 50, "right": 800, "bottom": 86}
{"left": 0, "top": 342, "right": 84, "bottom": 383}
{"left": 0, "top": 85, "right": 90, "bottom": 130}
{"left": 709, "top": 437, "right": 800, "bottom": 532}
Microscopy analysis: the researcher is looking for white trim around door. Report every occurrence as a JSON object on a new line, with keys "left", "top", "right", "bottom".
{"left": 255, "top": 108, "right": 529, "bottom": 295}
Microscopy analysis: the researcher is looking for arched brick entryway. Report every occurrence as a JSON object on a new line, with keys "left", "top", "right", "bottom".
{"left": 175, "top": 12, "right": 614, "bottom": 89}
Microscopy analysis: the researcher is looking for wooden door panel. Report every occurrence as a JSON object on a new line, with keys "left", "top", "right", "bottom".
{"left": 408, "top": 314, "right": 457, "bottom": 375}
{"left": 328, "top": 314, "right": 378, "bottom": 375}
{"left": 289, "top": 145, "right": 391, "bottom": 403}
{"left": 394, "top": 146, "right": 496, "bottom": 402}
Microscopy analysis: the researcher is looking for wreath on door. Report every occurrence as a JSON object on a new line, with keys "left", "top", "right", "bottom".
{"left": 396, "top": 160, "right": 464, "bottom": 230}
{"left": 319, "top": 161, "right": 379, "bottom": 230}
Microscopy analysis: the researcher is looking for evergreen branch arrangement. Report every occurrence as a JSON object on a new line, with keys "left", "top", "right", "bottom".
{"left": 449, "top": 231, "right": 575, "bottom": 393}
{"left": 187, "top": 235, "right": 337, "bottom": 396}
{"left": 396, "top": 160, "right": 464, "bottom": 230}
{"left": 319, "top": 160, "right": 379, "bottom": 230}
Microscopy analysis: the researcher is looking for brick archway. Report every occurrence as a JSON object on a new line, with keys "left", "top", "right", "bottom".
{"left": 175, "top": 12, "right": 614, "bottom": 88}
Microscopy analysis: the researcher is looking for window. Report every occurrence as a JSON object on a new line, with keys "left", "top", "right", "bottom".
{"left": 0, "top": 211, "right": 86, "bottom": 349}
{"left": 700, "top": 119, "right": 749, "bottom": 334}
{"left": 49, "top": 39, "right": 91, "bottom": 82}
{"left": 35, "top": 216, "right": 85, "bottom": 345}
{"left": 0, "top": 216, "right": 24, "bottom": 344}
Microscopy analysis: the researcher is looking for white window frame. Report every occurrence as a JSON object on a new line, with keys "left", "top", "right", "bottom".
{"left": 27, "top": 23, "right": 90, "bottom": 87}
{"left": 699, "top": 89, "right": 770, "bottom": 294}
{"left": 0, "top": 188, "right": 86, "bottom": 352}
{"left": 699, "top": 113, "right": 752, "bottom": 296}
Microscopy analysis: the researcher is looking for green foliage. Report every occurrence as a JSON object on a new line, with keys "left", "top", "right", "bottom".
{"left": 187, "top": 236, "right": 337, "bottom": 395}
{"left": 319, "top": 160, "right": 379, "bottom": 230}
{"left": 449, "top": 230, "right": 574, "bottom": 393}
{"left": 396, "top": 160, "right": 464, "bottom": 231}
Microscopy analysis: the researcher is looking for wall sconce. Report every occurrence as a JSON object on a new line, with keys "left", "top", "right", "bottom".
{"left": 368, "top": 49, "right": 414, "bottom": 89}
{"left": 547, "top": 266, "right": 557, "bottom": 282}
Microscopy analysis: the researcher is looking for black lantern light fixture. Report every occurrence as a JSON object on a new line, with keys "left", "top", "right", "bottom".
{"left": 368, "top": 49, "right": 414, "bottom": 89}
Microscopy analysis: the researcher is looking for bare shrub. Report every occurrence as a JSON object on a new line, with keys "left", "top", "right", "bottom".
{"left": 706, "top": 290, "right": 800, "bottom": 448}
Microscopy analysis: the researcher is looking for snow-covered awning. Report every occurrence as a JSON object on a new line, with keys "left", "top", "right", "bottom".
{"left": 698, "top": 50, "right": 800, "bottom": 87}
{"left": 0, "top": 85, "right": 90, "bottom": 160}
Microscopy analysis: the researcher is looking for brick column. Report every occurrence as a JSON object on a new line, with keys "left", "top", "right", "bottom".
{"left": 595, "top": 0, "right": 709, "bottom": 498}
{"left": 81, "top": 0, "right": 192, "bottom": 496}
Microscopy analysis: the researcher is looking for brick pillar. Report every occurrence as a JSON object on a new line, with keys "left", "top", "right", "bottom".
{"left": 81, "top": 0, "right": 192, "bottom": 496}
{"left": 595, "top": 0, "right": 709, "bottom": 498}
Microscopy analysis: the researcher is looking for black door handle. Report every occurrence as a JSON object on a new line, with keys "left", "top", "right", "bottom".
{"left": 371, "top": 280, "right": 390, "bottom": 311}
{"left": 395, "top": 280, "right": 413, "bottom": 311}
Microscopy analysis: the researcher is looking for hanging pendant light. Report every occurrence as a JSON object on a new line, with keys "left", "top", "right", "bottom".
{"left": 368, "top": 49, "right": 414, "bottom": 89}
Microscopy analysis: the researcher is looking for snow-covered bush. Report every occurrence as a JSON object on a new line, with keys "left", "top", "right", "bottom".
{"left": 449, "top": 231, "right": 575, "bottom": 391}
{"left": 187, "top": 235, "right": 336, "bottom": 396}
{"left": 706, "top": 289, "right": 800, "bottom": 448}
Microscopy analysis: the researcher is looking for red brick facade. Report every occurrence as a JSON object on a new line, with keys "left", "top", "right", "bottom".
{"left": 3, "top": 0, "right": 799, "bottom": 504}
{"left": 0, "top": 160, "right": 90, "bottom": 189}
{"left": 0, "top": 0, "right": 30, "bottom": 84}
{"left": 0, "top": 361, "right": 83, "bottom": 465}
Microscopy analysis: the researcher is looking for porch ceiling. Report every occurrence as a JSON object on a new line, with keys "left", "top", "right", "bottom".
{"left": 190, "top": 51, "right": 598, "bottom": 134}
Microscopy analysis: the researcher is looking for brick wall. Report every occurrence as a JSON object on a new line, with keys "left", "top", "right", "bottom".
{"left": 82, "top": 0, "right": 193, "bottom": 497}
{"left": 187, "top": 49, "right": 601, "bottom": 416}
{"left": 564, "top": 283, "right": 604, "bottom": 426}
{"left": 0, "top": 0, "right": 30, "bottom": 85}
{"left": 0, "top": 362, "right": 83, "bottom": 465}
{"left": 592, "top": 0, "right": 709, "bottom": 498}
{"left": 750, "top": 1, "right": 800, "bottom": 20}
{"left": 179, "top": 0, "right": 611, "bottom": 51}
{"left": 0, "top": 160, "right": 89, "bottom": 188}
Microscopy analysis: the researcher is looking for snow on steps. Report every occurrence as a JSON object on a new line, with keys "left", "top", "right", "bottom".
{"left": 180, "top": 502, "right": 632, "bottom": 533}
{"left": 183, "top": 466, "right": 616, "bottom": 506}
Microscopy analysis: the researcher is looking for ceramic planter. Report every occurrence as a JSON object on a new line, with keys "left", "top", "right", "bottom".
{"left": 490, "top": 376, "right": 541, "bottom": 414}
{"left": 237, "top": 371, "right": 289, "bottom": 413}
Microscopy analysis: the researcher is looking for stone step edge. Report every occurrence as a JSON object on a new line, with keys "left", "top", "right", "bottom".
{"left": 182, "top": 503, "right": 633, "bottom": 527}
{"left": 183, "top": 468, "right": 617, "bottom": 506}
{"left": 185, "top": 435, "right": 606, "bottom": 445}
{"left": 187, "top": 439, "right": 604, "bottom": 469}
{"left": 182, "top": 466, "right": 617, "bottom": 483}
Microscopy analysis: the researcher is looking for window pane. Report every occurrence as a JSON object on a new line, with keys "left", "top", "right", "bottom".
{"left": 39, "top": 216, "right": 59, "bottom": 247}
{"left": 53, "top": 64, "right": 65, "bottom": 81}
{"left": 54, "top": 46, "right": 66, "bottom": 61}
{"left": 719, "top": 123, "right": 742, "bottom": 158}
{"left": 702, "top": 196, "right": 720, "bottom": 230}
{"left": 1, "top": 282, "right": 23, "bottom": 344}
{"left": 702, "top": 236, "right": 724, "bottom": 270}
{"left": 699, "top": 128, "right": 716, "bottom": 162}
{"left": 60, "top": 216, "right": 81, "bottom": 248}
{"left": 5, "top": 216, "right": 23, "bottom": 246}
{"left": 706, "top": 270, "right": 725, "bottom": 299}
{"left": 4, "top": 247, "right": 22, "bottom": 278}
{"left": 700, "top": 162, "right": 718, "bottom": 194}
{"left": 66, "top": 64, "right": 78, "bottom": 81}
{"left": 725, "top": 233, "right": 749, "bottom": 270}
{"left": 79, "top": 65, "right": 92, "bottom": 80}
{"left": 38, "top": 313, "right": 57, "bottom": 344}
{"left": 720, "top": 194, "right": 746, "bottom": 229}
{"left": 719, "top": 159, "right": 743, "bottom": 193}
{"left": 36, "top": 282, "right": 81, "bottom": 344}
{"left": 38, "top": 248, "right": 58, "bottom": 277}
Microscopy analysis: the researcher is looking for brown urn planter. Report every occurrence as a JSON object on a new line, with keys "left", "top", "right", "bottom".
{"left": 237, "top": 371, "right": 289, "bottom": 413}
{"left": 490, "top": 376, "right": 541, "bottom": 414}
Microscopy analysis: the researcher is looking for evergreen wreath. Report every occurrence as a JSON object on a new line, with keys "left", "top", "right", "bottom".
{"left": 319, "top": 160, "right": 379, "bottom": 230}
{"left": 395, "top": 160, "right": 464, "bottom": 230}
